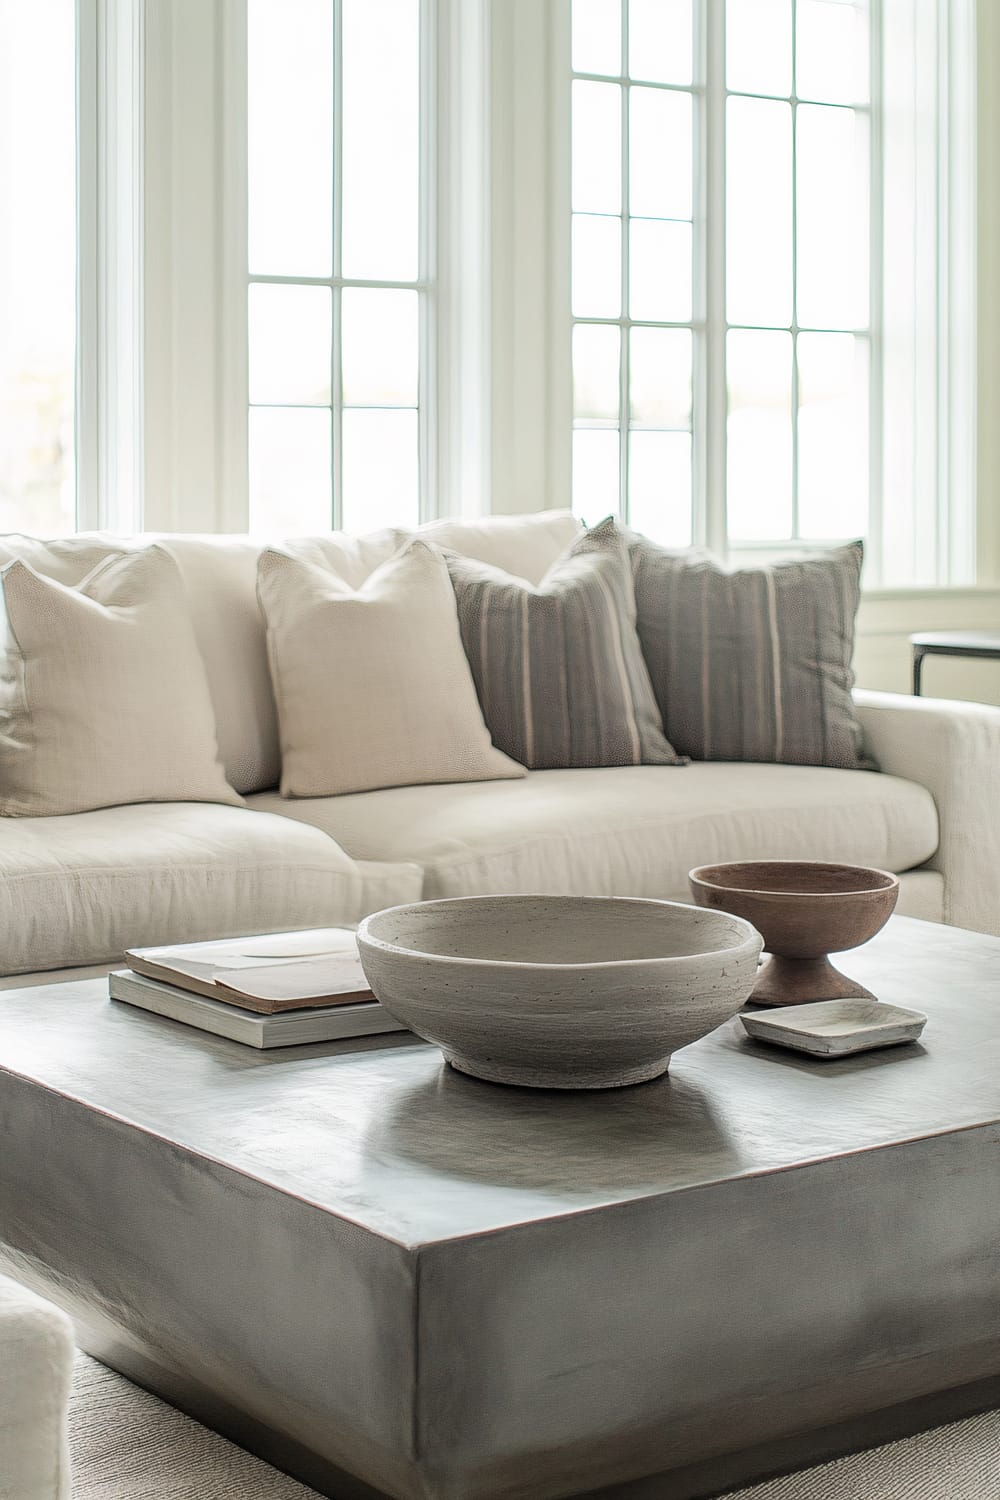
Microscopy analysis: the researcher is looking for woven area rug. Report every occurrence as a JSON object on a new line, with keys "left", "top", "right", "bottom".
{"left": 69, "top": 1355, "right": 321, "bottom": 1499}
{"left": 69, "top": 1352, "right": 1000, "bottom": 1499}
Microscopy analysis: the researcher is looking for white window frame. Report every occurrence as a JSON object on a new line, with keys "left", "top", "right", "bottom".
{"left": 137, "top": 0, "right": 489, "bottom": 533}
{"left": 567, "top": 1, "right": 880, "bottom": 559}
{"left": 72, "top": 0, "right": 976, "bottom": 582}
{"left": 0, "top": 0, "right": 139, "bottom": 535}
{"left": 76, "top": 0, "right": 145, "bottom": 533}
{"left": 707, "top": 0, "right": 877, "bottom": 566}
{"left": 246, "top": 0, "right": 438, "bottom": 531}
{"left": 554, "top": 0, "right": 977, "bottom": 588}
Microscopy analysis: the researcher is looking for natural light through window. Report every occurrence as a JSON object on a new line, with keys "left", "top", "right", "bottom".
{"left": 0, "top": 0, "right": 76, "bottom": 534}
{"left": 726, "top": 0, "right": 870, "bottom": 543}
{"left": 570, "top": 0, "right": 872, "bottom": 549}
{"left": 247, "top": 0, "right": 425, "bottom": 535}
{"left": 571, "top": 0, "right": 696, "bottom": 547}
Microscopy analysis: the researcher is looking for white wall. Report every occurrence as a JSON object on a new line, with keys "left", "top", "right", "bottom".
{"left": 851, "top": 0, "right": 1000, "bottom": 705}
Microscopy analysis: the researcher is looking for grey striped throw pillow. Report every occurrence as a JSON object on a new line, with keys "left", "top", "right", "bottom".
{"left": 444, "top": 518, "right": 685, "bottom": 769}
{"left": 629, "top": 537, "right": 873, "bottom": 769}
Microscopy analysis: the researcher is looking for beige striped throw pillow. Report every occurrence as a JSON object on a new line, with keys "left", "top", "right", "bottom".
{"left": 629, "top": 537, "right": 873, "bottom": 769}
{"left": 444, "top": 518, "right": 685, "bottom": 770}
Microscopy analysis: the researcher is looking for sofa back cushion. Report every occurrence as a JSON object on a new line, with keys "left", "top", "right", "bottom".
{"left": 417, "top": 510, "right": 581, "bottom": 583}
{"left": 163, "top": 519, "right": 572, "bottom": 791}
{"left": 0, "top": 546, "right": 242, "bottom": 816}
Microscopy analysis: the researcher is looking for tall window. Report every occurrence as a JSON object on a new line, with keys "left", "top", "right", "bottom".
{"left": 570, "top": 0, "right": 872, "bottom": 552}
{"left": 0, "top": 0, "right": 77, "bottom": 533}
{"left": 247, "top": 0, "right": 429, "bottom": 536}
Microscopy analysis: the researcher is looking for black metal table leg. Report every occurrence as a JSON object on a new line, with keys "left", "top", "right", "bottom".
{"left": 912, "top": 648, "right": 926, "bottom": 696}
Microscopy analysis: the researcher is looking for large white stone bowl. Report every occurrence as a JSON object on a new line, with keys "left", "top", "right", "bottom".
{"left": 356, "top": 895, "right": 764, "bottom": 1089}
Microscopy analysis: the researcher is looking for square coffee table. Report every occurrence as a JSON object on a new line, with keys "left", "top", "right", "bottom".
{"left": 1, "top": 915, "right": 999, "bottom": 1500}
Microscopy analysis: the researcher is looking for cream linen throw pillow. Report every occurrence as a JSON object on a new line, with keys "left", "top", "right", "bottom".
{"left": 257, "top": 540, "right": 525, "bottom": 797}
{"left": 0, "top": 546, "right": 241, "bottom": 816}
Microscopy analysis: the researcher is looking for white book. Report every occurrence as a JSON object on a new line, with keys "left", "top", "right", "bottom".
{"left": 124, "top": 928, "right": 372, "bottom": 1014}
{"left": 109, "top": 970, "right": 408, "bottom": 1050}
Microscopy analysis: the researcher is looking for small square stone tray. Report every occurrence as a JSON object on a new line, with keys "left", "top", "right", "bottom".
{"left": 740, "top": 998, "right": 928, "bottom": 1058}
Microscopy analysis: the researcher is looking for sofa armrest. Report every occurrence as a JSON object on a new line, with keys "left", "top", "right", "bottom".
{"left": 854, "top": 689, "right": 1000, "bottom": 935}
{"left": 0, "top": 1274, "right": 74, "bottom": 1499}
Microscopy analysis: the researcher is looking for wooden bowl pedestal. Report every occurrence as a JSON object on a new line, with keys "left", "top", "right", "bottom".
{"left": 750, "top": 953, "right": 878, "bottom": 1007}
{"left": 688, "top": 861, "right": 900, "bottom": 1009}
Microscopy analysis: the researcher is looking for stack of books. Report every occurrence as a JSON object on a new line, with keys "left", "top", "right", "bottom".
{"left": 109, "top": 928, "right": 408, "bottom": 1048}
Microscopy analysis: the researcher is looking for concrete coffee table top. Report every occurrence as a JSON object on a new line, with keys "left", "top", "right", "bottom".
{"left": 0, "top": 915, "right": 995, "bottom": 1247}
{"left": 1, "top": 913, "right": 999, "bottom": 1500}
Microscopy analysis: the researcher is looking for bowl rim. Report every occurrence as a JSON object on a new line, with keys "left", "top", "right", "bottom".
{"left": 357, "top": 894, "right": 763, "bottom": 972}
{"left": 688, "top": 859, "right": 900, "bottom": 899}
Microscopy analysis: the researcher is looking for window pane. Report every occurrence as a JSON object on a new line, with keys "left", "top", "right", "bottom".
{"left": 629, "top": 328, "right": 691, "bottom": 428}
{"left": 341, "top": 408, "right": 419, "bottom": 532}
{"left": 629, "top": 87, "right": 691, "bottom": 220}
{"left": 341, "top": 0, "right": 419, "bottom": 281}
{"left": 341, "top": 288, "right": 418, "bottom": 406}
{"left": 727, "top": 329, "right": 793, "bottom": 540}
{"left": 573, "top": 81, "right": 621, "bottom": 214}
{"left": 796, "top": 105, "right": 869, "bottom": 329}
{"left": 727, "top": 96, "right": 792, "bottom": 327}
{"left": 797, "top": 332, "right": 868, "bottom": 538}
{"left": 249, "top": 407, "right": 332, "bottom": 534}
{"left": 573, "top": 215, "right": 622, "bottom": 318}
{"left": 796, "top": 0, "right": 869, "bottom": 105}
{"left": 629, "top": 219, "right": 691, "bottom": 322}
{"left": 0, "top": 0, "right": 76, "bottom": 533}
{"left": 574, "top": 324, "right": 621, "bottom": 423}
{"left": 572, "top": 428, "right": 620, "bottom": 521}
{"left": 628, "top": 0, "right": 692, "bottom": 86}
{"left": 572, "top": 0, "right": 621, "bottom": 76}
{"left": 627, "top": 431, "right": 692, "bottom": 547}
{"left": 248, "top": 0, "right": 333, "bottom": 277}
{"left": 249, "top": 284, "right": 332, "bottom": 405}
{"left": 726, "top": 0, "right": 792, "bottom": 97}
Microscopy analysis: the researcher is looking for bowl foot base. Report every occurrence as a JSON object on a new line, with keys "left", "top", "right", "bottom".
{"left": 750, "top": 954, "right": 877, "bottom": 1008}
{"left": 445, "top": 1054, "right": 671, "bottom": 1090}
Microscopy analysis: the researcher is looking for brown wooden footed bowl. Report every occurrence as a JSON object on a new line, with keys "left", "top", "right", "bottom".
{"left": 687, "top": 861, "right": 900, "bottom": 1007}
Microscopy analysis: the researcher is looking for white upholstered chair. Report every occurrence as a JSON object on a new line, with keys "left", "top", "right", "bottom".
{"left": 0, "top": 1275, "right": 74, "bottom": 1499}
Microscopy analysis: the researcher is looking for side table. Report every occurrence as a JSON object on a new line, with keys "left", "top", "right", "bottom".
{"left": 910, "top": 630, "right": 1000, "bottom": 695}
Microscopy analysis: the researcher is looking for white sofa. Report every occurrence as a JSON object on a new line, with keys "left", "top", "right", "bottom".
{"left": 1, "top": 511, "right": 999, "bottom": 984}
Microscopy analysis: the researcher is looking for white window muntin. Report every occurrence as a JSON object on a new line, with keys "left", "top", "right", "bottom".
{"left": 570, "top": 0, "right": 876, "bottom": 561}
{"left": 247, "top": 0, "right": 434, "bottom": 535}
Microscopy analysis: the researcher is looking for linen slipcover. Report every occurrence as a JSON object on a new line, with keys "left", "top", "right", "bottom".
{"left": 0, "top": 802, "right": 364, "bottom": 975}
{"left": 249, "top": 760, "right": 938, "bottom": 904}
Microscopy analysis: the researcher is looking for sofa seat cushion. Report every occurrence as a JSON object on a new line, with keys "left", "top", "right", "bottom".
{"left": 0, "top": 803, "right": 363, "bottom": 976}
{"left": 249, "top": 762, "right": 939, "bottom": 903}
